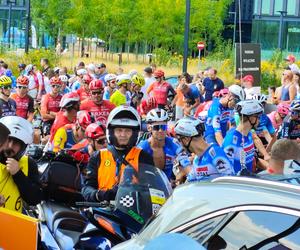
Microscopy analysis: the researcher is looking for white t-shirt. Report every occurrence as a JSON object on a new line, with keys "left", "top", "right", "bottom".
{"left": 141, "top": 76, "right": 156, "bottom": 99}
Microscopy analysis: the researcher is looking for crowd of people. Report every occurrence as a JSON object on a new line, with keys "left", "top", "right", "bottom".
{"left": 0, "top": 54, "right": 300, "bottom": 215}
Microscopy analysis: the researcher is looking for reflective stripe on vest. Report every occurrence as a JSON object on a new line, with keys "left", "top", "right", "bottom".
{"left": 0, "top": 155, "right": 29, "bottom": 212}
{"left": 98, "top": 147, "right": 141, "bottom": 190}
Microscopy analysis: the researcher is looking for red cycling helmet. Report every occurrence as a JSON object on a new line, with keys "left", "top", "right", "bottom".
{"left": 60, "top": 92, "right": 80, "bottom": 108}
{"left": 50, "top": 76, "right": 63, "bottom": 85}
{"left": 77, "top": 110, "right": 92, "bottom": 130}
{"left": 153, "top": 69, "right": 165, "bottom": 78}
{"left": 83, "top": 74, "right": 93, "bottom": 84}
{"left": 89, "top": 79, "right": 104, "bottom": 91}
{"left": 277, "top": 102, "right": 290, "bottom": 116}
{"left": 16, "top": 75, "right": 29, "bottom": 86}
{"left": 85, "top": 122, "right": 106, "bottom": 139}
{"left": 147, "top": 97, "right": 157, "bottom": 109}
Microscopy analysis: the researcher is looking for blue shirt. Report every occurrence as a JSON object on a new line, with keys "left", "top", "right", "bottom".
{"left": 255, "top": 113, "right": 275, "bottom": 136}
{"left": 184, "top": 85, "right": 204, "bottom": 105}
{"left": 137, "top": 136, "right": 191, "bottom": 180}
{"left": 188, "top": 144, "right": 234, "bottom": 182}
{"left": 222, "top": 128, "right": 255, "bottom": 174}
{"left": 203, "top": 77, "right": 224, "bottom": 101}
{"left": 205, "top": 98, "right": 233, "bottom": 138}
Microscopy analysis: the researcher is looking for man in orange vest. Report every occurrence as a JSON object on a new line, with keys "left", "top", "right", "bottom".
{"left": 82, "top": 105, "right": 154, "bottom": 202}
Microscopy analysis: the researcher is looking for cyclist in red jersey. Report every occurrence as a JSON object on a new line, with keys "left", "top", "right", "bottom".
{"left": 147, "top": 69, "right": 176, "bottom": 109}
{"left": 10, "top": 76, "right": 34, "bottom": 122}
{"left": 49, "top": 92, "right": 80, "bottom": 143}
{"left": 80, "top": 79, "right": 115, "bottom": 125}
{"left": 77, "top": 74, "right": 92, "bottom": 101}
{"left": 40, "top": 76, "right": 63, "bottom": 136}
{"left": 85, "top": 122, "right": 107, "bottom": 156}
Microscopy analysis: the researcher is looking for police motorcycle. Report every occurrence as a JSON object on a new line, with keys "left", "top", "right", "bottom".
{"left": 35, "top": 160, "right": 172, "bottom": 249}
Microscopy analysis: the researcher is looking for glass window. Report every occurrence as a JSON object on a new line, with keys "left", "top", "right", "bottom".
{"left": 254, "top": 0, "right": 259, "bottom": 14}
{"left": 274, "top": 0, "right": 284, "bottom": 15}
{"left": 208, "top": 211, "right": 300, "bottom": 249}
{"left": 287, "top": 0, "right": 297, "bottom": 15}
{"left": 262, "top": 0, "right": 271, "bottom": 14}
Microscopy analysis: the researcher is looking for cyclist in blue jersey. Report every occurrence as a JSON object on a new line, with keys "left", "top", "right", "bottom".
{"left": 205, "top": 84, "right": 245, "bottom": 145}
{"left": 279, "top": 100, "right": 300, "bottom": 140}
{"left": 174, "top": 117, "right": 234, "bottom": 182}
{"left": 137, "top": 108, "right": 191, "bottom": 180}
{"left": 222, "top": 100, "right": 264, "bottom": 174}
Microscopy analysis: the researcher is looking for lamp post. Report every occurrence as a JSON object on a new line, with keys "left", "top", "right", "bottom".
{"left": 25, "top": 0, "right": 30, "bottom": 53}
{"left": 229, "top": 11, "right": 236, "bottom": 47}
{"left": 7, "top": 0, "right": 16, "bottom": 48}
{"left": 182, "top": 0, "right": 191, "bottom": 73}
{"left": 277, "top": 10, "right": 287, "bottom": 51}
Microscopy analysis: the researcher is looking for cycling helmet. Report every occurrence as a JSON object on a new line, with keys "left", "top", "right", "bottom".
{"left": 106, "top": 105, "right": 141, "bottom": 148}
{"left": 77, "top": 110, "right": 92, "bottom": 130}
{"left": 5, "top": 69, "right": 12, "bottom": 77}
{"left": 59, "top": 75, "right": 69, "bottom": 83}
{"left": 250, "top": 93, "right": 268, "bottom": 104}
{"left": 116, "top": 74, "right": 131, "bottom": 86}
{"left": 104, "top": 73, "right": 117, "bottom": 83}
{"left": 89, "top": 79, "right": 104, "bottom": 91}
{"left": 0, "top": 116, "right": 33, "bottom": 159}
{"left": 131, "top": 74, "right": 145, "bottom": 87}
{"left": 146, "top": 108, "right": 169, "bottom": 123}
{"left": 153, "top": 69, "right": 165, "bottom": 78}
{"left": 228, "top": 84, "right": 246, "bottom": 101}
{"left": 50, "top": 76, "right": 62, "bottom": 85}
{"left": 147, "top": 97, "right": 157, "bottom": 109}
{"left": 82, "top": 74, "right": 93, "bottom": 84}
{"left": 77, "top": 68, "right": 87, "bottom": 76}
{"left": 16, "top": 75, "right": 29, "bottom": 86}
{"left": 277, "top": 102, "right": 290, "bottom": 115}
{"left": 236, "top": 100, "right": 264, "bottom": 116}
{"left": 85, "top": 122, "right": 106, "bottom": 139}
{"left": 25, "top": 64, "right": 34, "bottom": 74}
{"left": 218, "top": 88, "right": 229, "bottom": 97}
{"left": 0, "top": 75, "right": 12, "bottom": 87}
{"left": 175, "top": 117, "right": 205, "bottom": 137}
{"left": 290, "top": 100, "right": 300, "bottom": 111}
{"left": 59, "top": 92, "right": 80, "bottom": 108}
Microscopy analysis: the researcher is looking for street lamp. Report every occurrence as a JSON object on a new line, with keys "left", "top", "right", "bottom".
{"left": 277, "top": 10, "right": 287, "bottom": 51}
{"left": 182, "top": 0, "right": 191, "bottom": 73}
{"left": 25, "top": 0, "right": 31, "bottom": 53}
{"left": 229, "top": 11, "right": 236, "bottom": 47}
{"left": 7, "top": 0, "right": 16, "bottom": 48}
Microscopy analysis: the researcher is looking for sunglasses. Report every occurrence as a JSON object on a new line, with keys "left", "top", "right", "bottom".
{"left": 52, "top": 85, "right": 61, "bottom": 88}
{"left": 17, "top": 85, "right": 27, "bottom": 89}
{"left": 151, "top": 124, "right": 168, "bottom": 131}
{"left": 96, "top": 138, "right": 107, "bottom": 144}
{"left": 291, "top": 111, "right": 300, "bottom": 116}
{"left": 2, "top": 86, "right": 11, "bottom": 89}
{"left": 91, "top": 90, "right": 104, "bottom": 95}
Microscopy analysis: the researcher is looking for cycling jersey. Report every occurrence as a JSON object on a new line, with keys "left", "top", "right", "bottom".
{"left": 40, "top": 93, "right": 62, "bottom": 121}
{"left": 204, "top": 98, "right": 233, "bottom": 143}
{"left": 80, "top": 99, "right": 115, "bottom": 124}
{"left": 255, "top": 113, "right": 275, "bottom": 136}
{"left": 137, "top": 136, "right": 191, "bottom": 179}
{"left": 52, "top": 124, "right": 77, "bottom": 152}
{"left": 267, "top": 111, "right": 283, "bottom": 130}
{"left": 280, "top": 116, "right": 300, "bottom": 140}
{"left": 147, "top": 81, "right": 176, "bottom": 106}
{"left": 188, "top": 144, "right": 233, "bottom": 182}
{"left": 0, "top": 98, "right": 16, "bottom": 117}
{"left": 109, "top": 89, "right": 130, "bottom": 106}
{"left": 222, "top": 128, "right": 255, "bottom": 174}
{"left": 76, "top": 87, "right": 91, "bottom": 102}
{"left": 10, "top": 93, "right": 34, "bottom": 119}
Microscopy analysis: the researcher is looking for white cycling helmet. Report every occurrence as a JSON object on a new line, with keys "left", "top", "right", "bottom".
{"left": 175, "top": 117, "right": 205, "bottom": 137}
{"left": 146, "top": 108, "right": 169, "bottom": 123}
{"left": 228, "top": 84, "right": 246, "bottom": 101}
{"left": 104, "top": 73, "right": 117, "bottom": 83}
{"left": 59, "top": 75, "right": 69, "bottom": 83}
{"left": 59, "top": 92, "right": 80, "bottom": 108}
{"left": 116, "top": 74, "right": 132, "bottom": 86}
{"left": 250, "top": 93, "right": 268, "bottom": 104}
{"left": 290, "top": 100, "right": 300, "bottom": 111}
{"left": 236, "top": 100, "right": 264, "bottom": 116}
{"left": 77, "top": 68, "right": 87, "bottom": 76}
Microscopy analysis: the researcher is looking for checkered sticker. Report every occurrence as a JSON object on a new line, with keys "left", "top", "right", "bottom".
{"left": 119, "top": 195, "right": 135, "bottom": 207}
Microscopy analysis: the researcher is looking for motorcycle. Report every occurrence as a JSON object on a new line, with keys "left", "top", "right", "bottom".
{"left": 36, "top": 163, "right": 172, "bottom": 249}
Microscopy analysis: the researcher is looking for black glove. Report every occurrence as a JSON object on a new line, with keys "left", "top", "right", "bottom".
{"left": 96, "top": 185, "right": 118, "bottom": 202}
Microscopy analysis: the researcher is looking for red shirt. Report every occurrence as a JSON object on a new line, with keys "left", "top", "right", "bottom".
{"left": 76, "top": 87, "right": 91, "bottom": 102}
{"left": 41, "top": 93, "right": 62, "bottom": 121}
{"left": 147, "top": 81, "right": 174, "bottom": 106}
{"left": 80, "top": 99, "right": 115, "bottom": 125}
{"left": 49, "top": 111, "right": 75, "bottom": 142}
{"left": 10, "top": 93, "right": 34, "bottom": 119}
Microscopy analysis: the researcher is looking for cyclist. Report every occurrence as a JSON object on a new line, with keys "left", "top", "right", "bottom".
{"left": 222, "top": 99, "right": 264, "bottom": 174}
{"left": 103, "top": 73, "right": 117, "bottom": 100}
{"left": 205, "top": 84, "right": 245, "bottom": 145}
{"left": 52, "top": 110, "right": 91, "bottom": 152}
{"left": 147, "top": 69, "right": 176, "bottom": 109}
{"left": 82, "top": 105, "right": 154, "bottom": 202}
{"left": 76, "top": 73, "right": 92, "bottom": 101}
{"left": 40, "top": 76, "right": 63, "bottom": 136}
{"left": 137, "top": 108, "right": 191, "bottom": 180}
{"left": 130, "top": 74, "right": 145, "bottom": 109}
{"left": 0, "top": 75, "right": 16, "bottom": 117}
{"left": 109, "top": 74, "right": 131, "bottom": 106}
{"left": 58, "top": 75, "right": 71, "bottom": 94}
{"left": 267, "top": 102, "right": 290, "bottom": 130}
{"left": 10, "top": 76, "right": 34, "bottom": 122}
{"left": 174, "top": 117, "right": 233, "bottom": 182}
{"left": 80, "top": 79, "right": 115, "bottom": 124}
{"left": 280, "top": 99, "right": 300, "bottom": 140}
{"left": 85, "top": 122, "right": 107, "bottom": 156}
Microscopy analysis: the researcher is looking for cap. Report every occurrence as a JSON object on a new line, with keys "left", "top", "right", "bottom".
{"left": 144, "top": 66, "right": 153, "bottom": 74}
{"left": 285, "top": 55, "right": 296, "bottom": 63}
{"left": 242, "top": 74, "right": 254, "bottom": 83}
{"left": 18, "top": 63, "right": 26, "bottom": 69}
{"left": 96, "top": 63, "right": 106, "bottom": 68}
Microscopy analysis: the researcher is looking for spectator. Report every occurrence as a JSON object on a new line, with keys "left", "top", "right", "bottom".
{"left": 202, "top": 68, "right": 224, "bottom": 101}
{"left": 141, "top": 66, "right": 155, "bottom": 99}
{"left": 179, "top": 82, "right": 203, "bottom": 116}
{"left": 284, "top": 54, "right": 299, "bottom": 73}
{"left": 276, "top": 69, "right": 296, "bottom": 104}
{"left": 241, "top": 74, "right": 256, "bottom": 99}
{"left": 18, "top": 63, "right": 26, "bottom": 76}
{"left": 40, "top": 58, "right": 51, "bottom": 76}
{"left": 94, "top": 63, "right": 108, "bottom": 84}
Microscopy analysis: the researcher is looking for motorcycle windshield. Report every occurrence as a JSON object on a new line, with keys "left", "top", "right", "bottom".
{"left": 114, "top": 164, "right": 172, "bottom": 232}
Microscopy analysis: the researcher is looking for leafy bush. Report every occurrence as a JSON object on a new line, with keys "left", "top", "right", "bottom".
{"left": 153, "top": 48, "right": 172, "bottom": 66}
{"left": 261, "top": 61, "right": 281, "bottom": 91}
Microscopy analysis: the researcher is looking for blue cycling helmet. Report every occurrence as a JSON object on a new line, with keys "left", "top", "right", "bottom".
{"left": 290, "top": 100, "right": 300, "bottom": 111}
